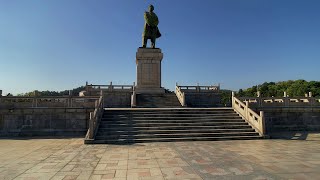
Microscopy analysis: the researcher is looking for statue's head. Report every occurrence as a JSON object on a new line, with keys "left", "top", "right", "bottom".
{"left": 148, "top": 5, "right": 154, "bottom": 12}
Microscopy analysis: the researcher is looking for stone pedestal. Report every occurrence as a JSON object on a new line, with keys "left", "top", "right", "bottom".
{"left": 135, "top": 48, "right": 165, "bottom": 94}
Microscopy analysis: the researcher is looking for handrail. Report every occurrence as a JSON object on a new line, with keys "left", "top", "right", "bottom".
{"left": 86, "top": 84, "right": 134, "bottom": 92}
{"left": 86, "top": 95, "right": 104, "bottom": 139}
{"left": 177, "top": 84, "right": 220, "bottom": 93}
{"left": 232, "top": 93, "right": 265, "bottom": 136}
{"left": 237, "top": 96, "right": 320, "bottom": 107}
{"left": 175, "top": 85, "right": 186, "bottom": 106}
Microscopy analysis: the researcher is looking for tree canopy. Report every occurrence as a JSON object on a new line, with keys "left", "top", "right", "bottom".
{"left": 16, "top": 86, "right": 85, "bottom": 97}
{"left": 237, "top": 80, "right": 320, "bottom": 97}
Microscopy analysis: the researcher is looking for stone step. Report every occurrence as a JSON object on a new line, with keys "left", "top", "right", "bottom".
{"left": 99, "top": 122, "right": 249, "bottom": 127}
{"left": 96, "top": 128, "right": 256, "bottom": 135}
{"left": 102, "top": 116, "right": 242, "bottom": 121}
{"left": 136, "top": 105, "right": 181, "bottom": 107}
{"left": 103, "top": 113, "right": 238, "bottom": 117}
{"left": 85, "top": 107, "right": 261, "bottom": 144}
{"left": 100, "top": 119, "right": 245, "bottom": 124}
{"left": 103, "top": 112, "right": 236, "bottom": 115}
{"left": 101, "top": 118, "right": 246, "bottom": 123}
{"left": 95, "top": 132, "right": 259, "bottom": 140}
{"left": 104, "top": 109, "right": 233, "bottom": 112}
{"left": 104, "top": 109, "right": 234, "bottom": 112}
{"left": 98, "top": 124, "right": 253, "bottom": 130}
{"left": 86, "top": 135, "right": 262, "bottom": 144}
{"left": 98, "top": 125, "right": 252, "bottom": 132}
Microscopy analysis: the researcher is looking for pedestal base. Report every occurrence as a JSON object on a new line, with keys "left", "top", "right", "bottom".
{"left": 136, "top": 48, "right": 164, "bottom": 94}
{"left": 135, "top": 87, "right": 165, "bottom": 94}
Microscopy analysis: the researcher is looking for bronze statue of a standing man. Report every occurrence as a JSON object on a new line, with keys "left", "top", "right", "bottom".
{"left": 142, "top": 5, "right": 161, "bottom": 48}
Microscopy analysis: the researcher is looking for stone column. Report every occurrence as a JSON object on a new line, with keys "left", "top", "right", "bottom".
{"left": 135, "top": 48, "right": 165, "bottom": 94}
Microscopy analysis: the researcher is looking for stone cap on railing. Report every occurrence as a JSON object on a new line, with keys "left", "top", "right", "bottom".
{"left": 85, "top": 82, "right": 134, "bottom": 93}
{"left": 84, "top": 82, "right": 134, "bottom": 96}
{"left": 237, "top": 96, "right": 320, "bottom": 108}
{"left": 176, "top": 83, "right": 220, "bottom": 93}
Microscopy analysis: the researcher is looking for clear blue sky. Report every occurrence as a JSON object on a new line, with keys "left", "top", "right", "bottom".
{"left": 1, "top": 0, "right": 320, "bottom": 95}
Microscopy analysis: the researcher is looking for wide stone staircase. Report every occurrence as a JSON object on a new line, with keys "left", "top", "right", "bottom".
{"left": 136, "top": 93, "right": 182, "bottom": 108}
{"left": 87, "top": 108, "right": 262, "bottom": 144}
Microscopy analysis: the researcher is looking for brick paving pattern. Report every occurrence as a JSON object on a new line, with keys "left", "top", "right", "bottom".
{"left": 0, "top": 137, "right": 320, "bottom": 179}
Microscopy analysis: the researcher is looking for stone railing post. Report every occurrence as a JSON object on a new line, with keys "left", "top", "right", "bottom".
{"left": 67, "top": 98, "right": 70, "bottom": 107}
{"left": 89, "top": 112, "right": 94, "bottom": 139}
{"left": 68, "top": 90, "right": 72, "bottom": 107}
{"left": 245, "top": 101, "right": 249, "bottom": 120}
{"left": 85, "top": 81, "right": 89, "bottom": 92}
{"left": 231, "top": 91, "right": 235, "bottom": 108}
{"left": 109, "top": 81, "right": 113, "bottom": 92}
{"left": 131, "top": 92, "right": 136, "bottom": 108}
{"left": 131, "top": 83, "right": 136, "bottom": 108}
{"left": 101, "top": 91, "right": 104, "bottom": 108}
{"left": 175, "top": 85, "right": 186, "bottom": 107}
{"left": 32, "top": 93, "right": 38, "bottom": 108}
{"left": 95, "top": 99, "right": 99, "bottom": 108}
{"left": 260, "top": 111, "right": 265, "bottom": 135}
{"left": 283, "top": 91, "right": 289, "bottom": 107}
{"left": 182, "top": 92, "right": 186, "bottom": 106}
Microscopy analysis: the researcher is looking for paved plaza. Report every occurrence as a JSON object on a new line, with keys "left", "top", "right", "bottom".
{"left": 1, "top": 135, "right": 320, "bottom": 180}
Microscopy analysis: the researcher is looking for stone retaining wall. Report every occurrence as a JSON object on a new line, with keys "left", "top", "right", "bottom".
{"left": 104, "top": 92, "right": 132, "bottom": 108}
{"left": 253, "top": 107, "right": 320, "bottom": 133}
{"left": 185, "top": 93, "right": 221, "bottom": 107}
{"left": 0, "top": 108, "right": 93, "bottom": 136}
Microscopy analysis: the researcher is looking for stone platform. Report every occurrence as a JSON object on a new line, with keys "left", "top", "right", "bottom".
{"left": 1, "top": 137, "right": 320, "bottom": 179}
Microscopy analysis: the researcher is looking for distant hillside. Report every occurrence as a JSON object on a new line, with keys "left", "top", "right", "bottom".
{"left": 17, "top": 86, "right": 85, "bottom": 96}
{"left": 237, "top": 80, "right": 320, "bottom": 97}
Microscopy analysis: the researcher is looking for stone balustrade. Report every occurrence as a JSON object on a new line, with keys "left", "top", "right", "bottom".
{"left": 0, "top": 96, "right": 99, "bottom": 108}
{"left": 86, "top": 84, "right": 134, "bottom": 92}
{"left": 175, "top": 85, "right": 186, "bottom": 106}
{"left": 177, "top": 84, "right": 220, "bottom": 93}
{"left": 175, "top": 84, "right": 221, "bottom": 107}
{"left": 232, "top": 92, "right": 265, "bottom": 136}
{"left": 86, "top": 95, "right": 104, "bottom": 139}
{"left": 237, "top": 97, "right": 320, "bottom": 108}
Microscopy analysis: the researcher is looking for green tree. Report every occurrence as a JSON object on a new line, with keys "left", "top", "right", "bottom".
{"left": 238, "top": 80, "right": 320, "bottom": 97}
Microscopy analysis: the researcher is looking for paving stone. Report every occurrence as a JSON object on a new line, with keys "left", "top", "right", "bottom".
{"left": 1, "top": 138, "right": 320, "bottom": 179}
